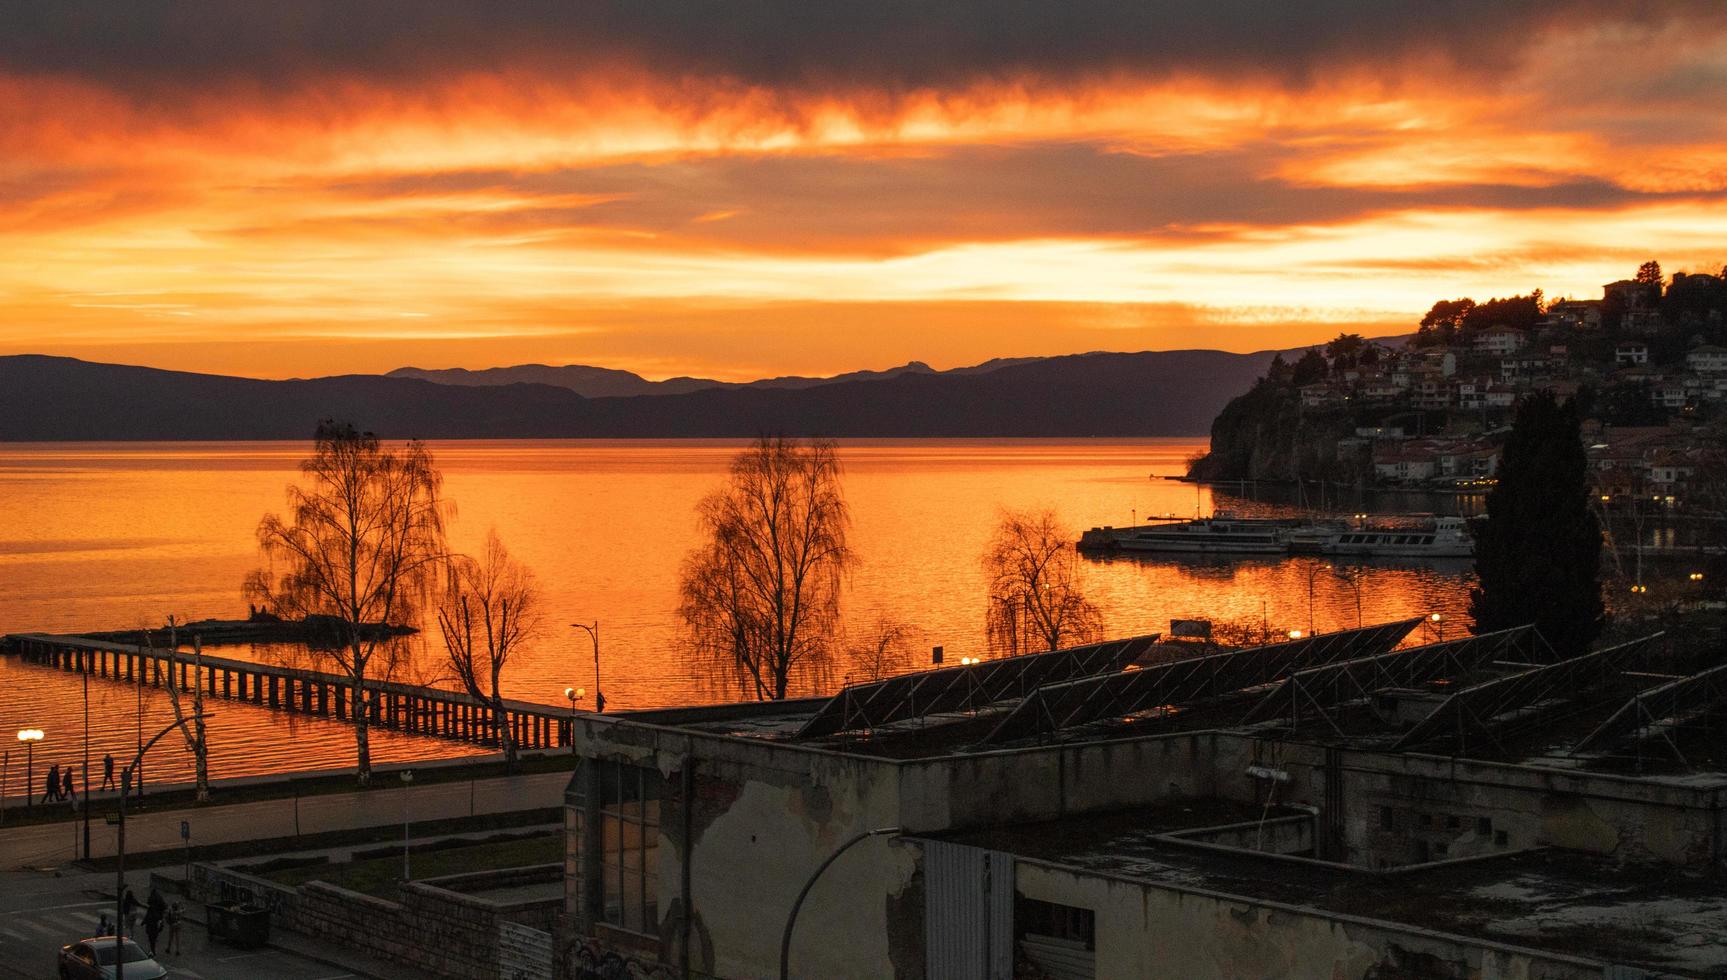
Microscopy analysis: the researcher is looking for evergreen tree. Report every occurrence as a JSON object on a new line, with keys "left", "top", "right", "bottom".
{"left": 1468, "top": 392, "right": 1603, "bottom": 656}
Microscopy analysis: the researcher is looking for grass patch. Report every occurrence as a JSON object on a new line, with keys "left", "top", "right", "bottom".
{"left": 257, "top": 833, "right": 562, "bottom": 898}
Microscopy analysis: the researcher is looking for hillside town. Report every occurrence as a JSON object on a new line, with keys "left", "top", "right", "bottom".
{"left": 1248, "top": 262, "right": 1727, "bottom": 507}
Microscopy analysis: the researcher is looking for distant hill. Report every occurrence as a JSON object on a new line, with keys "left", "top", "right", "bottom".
{"left": 0, "top": 349, "right": 1281, "bottom": 440}
{"left": 385, "top": 357, "right": 1041, "bottom": 397}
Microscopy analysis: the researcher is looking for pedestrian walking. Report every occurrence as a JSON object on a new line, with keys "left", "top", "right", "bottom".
{"left": 102, "top": 753, "right": 116, "bottom": 791}
{"left": 165, "top": 902, "right": 183, "bottom": 955}
{"left": 121, "top": 886, "right": 140, "bottom": 938}
{"left": 143, "top": 887, "right": 166, "bottom": 956}
{"left": 42, "top": 763, "right": 60, "bottom": 803}
{"left": 61, "top": 766, "right": 75, "bottom": 803}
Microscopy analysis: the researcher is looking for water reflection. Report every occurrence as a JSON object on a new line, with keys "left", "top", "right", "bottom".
{"left": 0, "top": 439, "right": 1481, "bottom": 786}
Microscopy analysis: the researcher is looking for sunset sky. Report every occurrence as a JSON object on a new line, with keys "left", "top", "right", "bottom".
{"left": 3, "top": 2, "right": 1727, "bottom": 381}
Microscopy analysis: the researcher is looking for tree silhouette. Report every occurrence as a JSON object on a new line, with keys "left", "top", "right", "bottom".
{"left": 1635, "top": 260, "right": 1664, "bottom": 288}
{"left": 1469, "top": 392, "right": 1603, "bottom": 656}
{"left": 983, "top": 509, "right": 1103, "bottom": 655}
{"left": 437, "top": 531, "right": 541, "bottom": 769}
{"left": 247, "top": 420, "right": 449, "bottom": 784}
{"left": 678, "top": 436, "right": 853, "bottom": 700}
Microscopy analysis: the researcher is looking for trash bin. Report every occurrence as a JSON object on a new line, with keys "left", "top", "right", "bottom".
{"left": 205, "top": 902, "right": 271, "bottom": 948}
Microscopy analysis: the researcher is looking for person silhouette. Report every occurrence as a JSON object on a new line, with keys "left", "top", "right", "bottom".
{"left": 42, "top": 763, "right": 60, "bottom": 803}
{"left": 102, "top": 754, "right": 116, "bottom": 791}
{"left": 62, "top": 767, "right": 75, "bottom": 803}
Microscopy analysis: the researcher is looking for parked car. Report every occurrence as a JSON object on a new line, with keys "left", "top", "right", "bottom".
{"left": 57, "top": 937, "right": 167, "bottom": 980}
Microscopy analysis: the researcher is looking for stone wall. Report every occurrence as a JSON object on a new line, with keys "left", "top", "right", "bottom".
{"left": 191, "top": 862, "right": 560, "bottom": 979}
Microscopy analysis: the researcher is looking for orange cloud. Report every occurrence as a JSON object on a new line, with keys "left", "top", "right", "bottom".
{"left": 2, "top": 4, "right": 1727, "bottom": 379}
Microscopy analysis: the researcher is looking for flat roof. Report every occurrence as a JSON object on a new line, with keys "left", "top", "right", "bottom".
{"left": 926, "top": 805, "right": 1727, "bottom": 975}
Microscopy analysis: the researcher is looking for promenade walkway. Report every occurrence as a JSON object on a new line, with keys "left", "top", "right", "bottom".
{"left": 0, "top": 769, "right": 569, "bottom": 870}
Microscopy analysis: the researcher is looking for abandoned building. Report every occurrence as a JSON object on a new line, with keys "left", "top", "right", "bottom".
{"left": 562, "top": 619, "right": 1727, "bottom": 979}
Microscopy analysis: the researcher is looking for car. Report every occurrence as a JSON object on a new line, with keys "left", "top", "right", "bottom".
{"left": 57, "top": 937, "right": 168, "bottom": 980}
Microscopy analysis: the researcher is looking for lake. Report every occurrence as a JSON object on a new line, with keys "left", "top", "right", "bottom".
{"left": 0, "top": 439, "right": 1475, "bottom": 794}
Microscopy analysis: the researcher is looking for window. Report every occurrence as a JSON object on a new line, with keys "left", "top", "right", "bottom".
{"left": 1445, "top": 815, "right": 1460, "bottom": 830}
{"left": 1016, "top": 896, "right": 1095, "bottom": 951}
{"left": 1417, "top": 813, "right": 1432, "bottom": 829}
{"left": 572, "top": 758, "right": 662, "bottom": 935}
{"left": 1495, "top": 830, "right": 1509, "bottom": 847}
{"left": 1477, "top": 817, "right": 1492, "bottom": 836}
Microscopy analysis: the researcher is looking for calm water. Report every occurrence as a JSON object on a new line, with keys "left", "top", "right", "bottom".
{"left": 0, "top": 439, "right": 1475, "bottom": 792}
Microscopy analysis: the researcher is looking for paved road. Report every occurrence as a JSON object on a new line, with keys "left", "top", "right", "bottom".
{"left": 0, "top": 771, "right": 568, "bottom": 870}
{"left": 0, "top": 871, "right": 366, "bottom": 980}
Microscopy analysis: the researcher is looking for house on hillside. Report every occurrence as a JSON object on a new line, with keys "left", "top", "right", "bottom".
{"left": 1687, "top": 345, "right": 1727, "bottom": 374}
{"left": 1616, "top": 341, "right": 1649, "bottom": 366}
{"left": 1472, "top": 326, "right": 1528, "bottom": 355}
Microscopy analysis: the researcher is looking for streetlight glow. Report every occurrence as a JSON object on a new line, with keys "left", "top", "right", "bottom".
{"left": 16, "top": 729, "right": 42, "bottom": 743}
{"left": 1287, "top": 629, "right": 1303, "bottom": 639}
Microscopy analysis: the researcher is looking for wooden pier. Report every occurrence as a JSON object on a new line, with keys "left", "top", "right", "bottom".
{"left": 0, "top": 633, "right": 575, "bottom": 750}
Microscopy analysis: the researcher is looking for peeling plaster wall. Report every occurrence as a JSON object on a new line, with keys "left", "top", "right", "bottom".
{"left": 1013, "top": 859, "right": 1603, "bottom": 980}
{"left": 569, "top": 718, "right": 920, "bottom": 980}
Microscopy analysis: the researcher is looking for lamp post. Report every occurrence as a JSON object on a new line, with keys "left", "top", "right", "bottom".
{"left": 400, "top": 770, "right": 415, "bottom": 881}
{"left": 779, "top": 827, "right": 902, "bottom": 980}
{"left": 570, "top": 622, "right": 605, "bottom": 713}
{"left": 1304, "top": 563, "right": 1330, "bottom": 635}
{"left": 114, "top": 712, "right": 208, "bottom": 980}
{"left": 16, "top": 729, "right": 43, "bottom": 812}
{"left": 1429, "top": 612, "right": 1444, "bottom": 642}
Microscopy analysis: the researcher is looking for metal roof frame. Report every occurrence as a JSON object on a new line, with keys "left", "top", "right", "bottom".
{"left": 980, "top": 618, "right": 1424, "bottom": 744}
{"left": 795, "top": 633, "right": 1159, "bottom": 738}
{"left": 1238, "top": 625, "right": 1544, "bottom": 733}
{"left": 1390, "top": 633, "right": 1664, "bottom": 754}
{"left": 1570, "top": 659, "right": 1727, "bottom": 760}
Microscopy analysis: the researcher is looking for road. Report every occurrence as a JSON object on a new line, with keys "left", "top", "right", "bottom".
{"left": 0, "top": 771, "right": 568, "bottom": 870}
{"left": 0, "top": 870, "right": 368, "bottom": 980}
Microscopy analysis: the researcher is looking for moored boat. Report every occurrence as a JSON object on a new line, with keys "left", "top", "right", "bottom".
{"left": 1319, "top": 516, "right": 1473, "bottom": 558}
{"left": 1080, "top": 517, "right": 1296, "bottom": 555}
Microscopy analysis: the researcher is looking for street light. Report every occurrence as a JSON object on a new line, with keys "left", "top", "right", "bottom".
{"left": 114, "top": 712, "right": 209, "bottom": 980}
{"left": 1429, "top": 612, "right": 1444, "bottom": 641}
{"left": 779, "top": 827, "right": 902, "bottom": 980}
{"left": 1691, "top": 572, "right": 1706, "bottom": 583}
{"left": 570, "top": 622, "right": 605, "bottom": 713}
{"left": 16, "top": 729, "right": 43, "bottom": 812}
{"left": 1287, "top": 629, "right": 1303, "bottom": 640}
{"left": 1304, "top": 563, "right": 1330, "bottom": 635}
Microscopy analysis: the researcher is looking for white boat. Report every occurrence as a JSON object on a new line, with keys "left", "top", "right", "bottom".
{"left": 1320, "top": 516, "right": 1474, "bottom": 558}
{"left": 1081, "top": 518, "right": 1293, "bottom": 555}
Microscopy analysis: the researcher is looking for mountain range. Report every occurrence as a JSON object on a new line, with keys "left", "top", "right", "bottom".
{"left": 385, "top": 357, "right": 1041, "bottom": 398}
{"left": 0, "top": 349, "right": 1283, "bottom": 441}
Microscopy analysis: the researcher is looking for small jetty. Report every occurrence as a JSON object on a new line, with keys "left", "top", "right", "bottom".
{"left": 0, "top": 632, "right": 575, "bottom": 750}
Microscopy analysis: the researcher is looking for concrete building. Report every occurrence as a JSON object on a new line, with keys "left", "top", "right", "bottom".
{"left": 1615, "top": 341, "right": 1649, "bottom": 366}
{"left": 559, "top": 625, "right": 1727, "bottom": 979}
{"left": 1688, "top": 345, "right": 1727, "bottom": 374}
{"left": 1472, "top": 326, "right": 1528, "bottom": 355}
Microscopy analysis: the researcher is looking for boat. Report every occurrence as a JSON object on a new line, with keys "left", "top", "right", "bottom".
{"left": 1319, "top": 516, "right": 1474, "bottom": 558}
{"left": 1080, "top": 517, "right": 1295, "bottom": 555}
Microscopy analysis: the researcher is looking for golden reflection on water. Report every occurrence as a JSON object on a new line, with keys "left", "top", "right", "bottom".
{"left": 0, "top": 439, "right": 1475, "bottom": 783}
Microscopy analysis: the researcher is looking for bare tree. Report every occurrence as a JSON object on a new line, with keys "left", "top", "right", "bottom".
{"left": 847, "top": 618, "right": 918, "bottom": 686}
{"left": 983, "top": 508, "right": 1104, "bottom": 655}
{"left": 678, "top": 436, "right": 854, "bottom": 700}
{"left": 436, "top": 531, "right": 542, "bottom": 769}
{"left": 246, "top": 420, "right": 449, "bottom": 785}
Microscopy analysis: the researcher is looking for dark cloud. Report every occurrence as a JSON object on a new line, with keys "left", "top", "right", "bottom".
{"left": 5, "top": 1, "right": 1723, "bottom": 101}
{"left": 289, "top": 142, "right": 1727, "bottom": 255}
